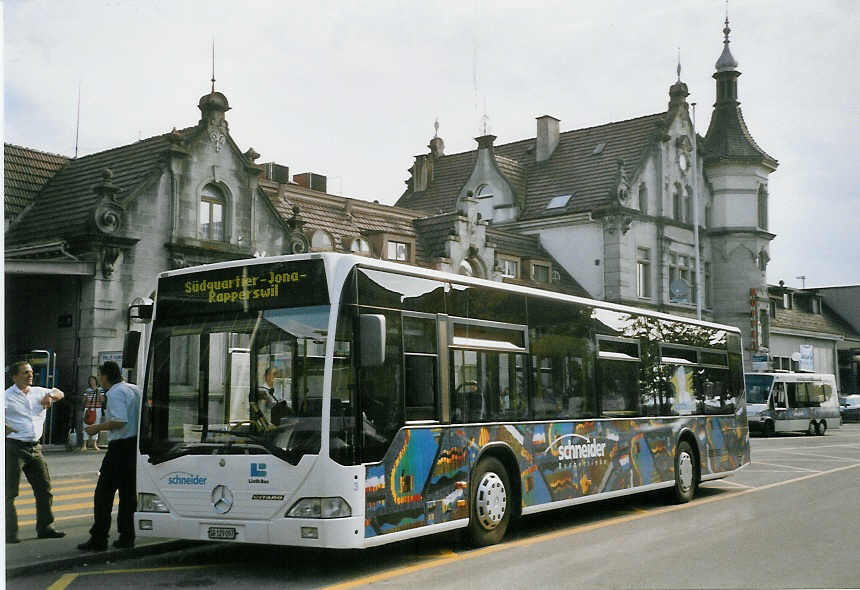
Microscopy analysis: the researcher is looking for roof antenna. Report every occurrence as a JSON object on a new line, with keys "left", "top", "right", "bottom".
{"left": 74, "top": 81, "right": 81, "bottom": 158}
{"left": 676, "top": 47, "right": 682, "bottom": 82}
{"left": 434, "top": 117, "right": 439, "bottom": 138}
{"left": 210, "top": 38, "right": 216, "bottom": 93}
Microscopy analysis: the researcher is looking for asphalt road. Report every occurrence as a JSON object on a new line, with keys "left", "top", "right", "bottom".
{"left": 12, "top": 424, "right": 860, "bottom": 590}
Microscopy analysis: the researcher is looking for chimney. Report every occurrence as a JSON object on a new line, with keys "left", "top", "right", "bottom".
{"left": 263, "top": 162, "right": 290, "bottom": 184}
{"left": 294, "top": 172, "right": 327, "bottom": 193}
{"left": 411, "top": 154, "right": 432, "bottom": 192}
{"left": 535, "top": 115, "right": 560, "bottom": 162}
{"left": 428, "top": 136, "right": 445, "bottom": 158}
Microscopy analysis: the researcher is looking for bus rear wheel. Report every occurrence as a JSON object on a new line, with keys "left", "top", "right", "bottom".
{"left": 817, "top": 421, "right": 827, "bottom": 436}
{"left": 807, "top": 421, "right": 817, "bottom": 436}
{"left": 673, "top": 440, "right": 698, "bottom": 503}
{"left": 467, "top": 456, "right": 511, "bottom": 546}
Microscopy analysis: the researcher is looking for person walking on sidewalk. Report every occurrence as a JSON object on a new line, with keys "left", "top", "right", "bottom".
{"left": 65, "top": 382, "right": 86, "bottom": 452}
{"left": 82, "top": 376, "right": 105, "bottom": 450}
{"left": 4, "top": 361, "right": 67, "bottom": 543}
{"left": 77, "top": 361, "right": 140, "bottom": 551}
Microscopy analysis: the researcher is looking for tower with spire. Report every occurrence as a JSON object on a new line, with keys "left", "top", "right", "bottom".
{"left": 702, "top": 16, "right": 779, "bottom": 365}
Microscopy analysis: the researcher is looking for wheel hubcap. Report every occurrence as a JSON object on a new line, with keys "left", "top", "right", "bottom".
{"left": 475, "top": 472, "right": 507, "bottom": 531}
{"left": 678, "top": 451, "right": 693, "bottom": 492}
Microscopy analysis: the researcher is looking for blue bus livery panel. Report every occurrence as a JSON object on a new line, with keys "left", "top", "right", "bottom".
{"left": 365, "top": 416, "right": 749, "bottom": 538}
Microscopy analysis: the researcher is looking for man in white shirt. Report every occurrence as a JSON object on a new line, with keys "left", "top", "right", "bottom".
{"left": 4, "top": 361, "right": 66, "bottom": 543}
{"left": 77, "top": 361, "right": 140, "bottom": 551}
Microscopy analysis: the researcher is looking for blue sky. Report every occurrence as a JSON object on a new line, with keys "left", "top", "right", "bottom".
{"left": 4, "top": 0, "right": 859, "bottom": 287}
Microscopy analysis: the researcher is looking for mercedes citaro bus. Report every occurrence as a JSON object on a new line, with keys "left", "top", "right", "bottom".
{"left": 133, "top": 253, "right": 750, "bottom": 548}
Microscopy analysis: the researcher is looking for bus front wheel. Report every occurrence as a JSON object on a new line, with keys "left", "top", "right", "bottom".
{"left": 673, "top": 440, "right": 698, "bottom": 503}
{"left": 467, "top": 456, "right": 511, "bottom": 546}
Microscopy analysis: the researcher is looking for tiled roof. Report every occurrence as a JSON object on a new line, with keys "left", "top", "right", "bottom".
{"left": 5, "top": 129, "right": 195, "bottom": 246}
{"left": 702, "top": 104, "right": 777, "bottom": 167}
{"left": 770, "top": 300, "right": 860, "bottom": 339}
{"left": 4, "top": 144, "right": 69, "bottom": 221}
{"left": 396, "top": 112, "right": 666, "bottom": 220}
{"left": 262, "top": 185, "right": 421, "bottom": 254}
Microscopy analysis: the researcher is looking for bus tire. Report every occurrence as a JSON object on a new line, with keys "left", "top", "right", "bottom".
{"left": 807, "top": 421, "right": 817, "bottom": 436}
{"left": 817, "top": 421, "right": 827, "bottom": 436}
{"left": 673, "top": 440, "right": 698, "bottom": 504}
{"left": 467, "top": 456, "right": 511, "bottom": 546}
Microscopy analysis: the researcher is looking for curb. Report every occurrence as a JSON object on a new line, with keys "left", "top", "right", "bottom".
{"left": 6, "top": 539, "right": 198, "bottom": 578}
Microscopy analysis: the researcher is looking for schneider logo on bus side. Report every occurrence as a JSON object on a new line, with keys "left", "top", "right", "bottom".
{"left": 163, "top": 472, "right": 208, "bottom": 486}
{"left": 546, "top": 434, "right": 609, "bottom": 464}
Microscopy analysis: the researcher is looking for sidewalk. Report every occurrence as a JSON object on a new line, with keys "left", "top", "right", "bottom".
{"left": 5, "top": 445, "right": 190, "bottom": 577}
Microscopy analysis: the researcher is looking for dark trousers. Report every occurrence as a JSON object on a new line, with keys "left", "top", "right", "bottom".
{"left": 5, "top": 439, "right": 55, "bottom": 538}
{"left": 90, "top": 437, "right": 137, "bottom": 543}
{"left": 68, "top": 403, "right": 85, "bottom": 449}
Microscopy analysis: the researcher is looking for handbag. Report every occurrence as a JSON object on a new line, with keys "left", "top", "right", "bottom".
{"left": 84, "top": 407, "right": 98, "bottom": 425}
{"left": 84, "top": 390, "right": 100, "bottom": 425}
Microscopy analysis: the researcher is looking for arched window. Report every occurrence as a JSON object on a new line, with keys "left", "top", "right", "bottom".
{"left": 638, "top": 183, "right": 648, "bottom": 215}
{"left": 350, "top": 238, "right": 371, "bottom": 255}
{"left": 200, "top": 184, "right": 226, "bottom": 241}
{"left": 311, "top": 230, "right": 333, "bottom": 251}
{"left": 459, "top": 259, "right": 474, "bottom": 276}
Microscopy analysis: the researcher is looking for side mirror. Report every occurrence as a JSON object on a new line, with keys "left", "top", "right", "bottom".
{"left": 359, "top": 314, "right": 386, "bottom": 367}
{"left": 122, "top": 331, "right": 142, "bottom": 369}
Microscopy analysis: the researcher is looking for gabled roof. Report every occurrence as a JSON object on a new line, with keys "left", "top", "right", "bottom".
{"left": 396, "top": 112, "right": 666, "bottom": 220}
{"left": 5, "top": 129, "right": 195, "bottom": 246}
{"left": 4, "top": 144, "right": 69, "bottom": 221}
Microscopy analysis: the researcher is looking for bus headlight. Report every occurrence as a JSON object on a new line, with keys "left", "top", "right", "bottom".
{"left": 286, "top": 497, "right": 351, "bottom": 519}
{"left": 138, "top": 493, "right": 170, "bottom": 513}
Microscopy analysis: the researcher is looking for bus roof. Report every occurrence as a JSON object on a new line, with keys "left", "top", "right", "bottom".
{"left": 158, "top": 252, "right": 741, "bottom": 335}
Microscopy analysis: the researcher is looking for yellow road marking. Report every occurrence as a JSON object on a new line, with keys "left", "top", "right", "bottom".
{"left": 19, "top": 510, "right": 116, "bottom": 527}
{"left": 17, "top": 492, "right": 96, "bottom": 505}
{"left": 17, "top": 501, "right": 93, "bottom": 517}
{"left": 46, "top": 564, "right": 223, "bottom": 590}
{"left": 322, "top": 462, "right": 860, "bottom": 590}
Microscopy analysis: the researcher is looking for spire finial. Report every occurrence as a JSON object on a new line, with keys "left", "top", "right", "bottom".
{"left": 434, "top": 117, "right": 439, "bottom": 138}
{"left": 676, "top": 47, "right": 682, "bottom": 82}
{"left": 210, "top": 39, "right": 216, "bottom": 93}
{"left": 723, "top": 1, "right": 731, "bottom": 46}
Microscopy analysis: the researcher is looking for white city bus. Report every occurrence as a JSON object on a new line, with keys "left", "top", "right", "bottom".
{"left": 134, "top": 253, "right": 750, "bottom": 548}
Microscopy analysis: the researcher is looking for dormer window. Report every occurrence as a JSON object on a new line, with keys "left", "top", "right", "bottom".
{"left": 349, "top": 238, "right": 371, "bottom": 255}
{"left": 475, "top": 184, "right": 493, "bottom": 199}
{"left": 532, "top": 263, "right": 550, "bottom": 283}
{"left": 498, "top": 257, "right": 519, "bottom": 278}
{"left": 311, "top": 230, "right": 333, "bottom": 251}
{"left": 387, "top": 240, "right": 410, "bottom": 262}
{"left": 199, "top": 184, "right": 225, "bottom": 241}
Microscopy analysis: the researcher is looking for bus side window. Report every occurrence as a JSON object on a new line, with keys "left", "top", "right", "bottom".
{"left": 785, "top": 383, "right": 797, "bottom": 408}
{"left": 773, "top": 383, "right": 787, "bottom": 409}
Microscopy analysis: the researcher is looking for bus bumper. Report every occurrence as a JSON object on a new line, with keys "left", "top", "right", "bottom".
{"left": 134, "top": 512, "right": 366, "bottom": 549}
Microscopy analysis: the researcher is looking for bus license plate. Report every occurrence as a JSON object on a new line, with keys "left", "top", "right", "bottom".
{"left": 208, "top": 527, "right": 237, "bottom": 540}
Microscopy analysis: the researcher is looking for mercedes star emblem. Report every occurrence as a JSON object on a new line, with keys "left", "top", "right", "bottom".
{"left": 211, "top": 485, "right": 234, "bottom": 514}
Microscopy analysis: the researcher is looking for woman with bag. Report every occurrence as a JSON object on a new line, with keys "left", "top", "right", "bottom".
{"left": 83, "top": 376, "right": 105, "bottom": 450}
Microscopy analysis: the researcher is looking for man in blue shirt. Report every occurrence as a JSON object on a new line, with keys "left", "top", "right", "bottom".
{"left": 4, "top": 361, "right": 66, "bottom": 543}
{"left": 77, "top": 361, "right": 140, "bottom": 551}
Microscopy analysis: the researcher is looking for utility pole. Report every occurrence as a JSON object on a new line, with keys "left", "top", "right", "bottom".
{"left": 691, "top": 102, "right": 703, "bottom": 320}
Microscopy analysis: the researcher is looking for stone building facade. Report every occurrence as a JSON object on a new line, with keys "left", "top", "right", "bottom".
{"left": 396, "top": 20, "right": 779, "bottom": 369}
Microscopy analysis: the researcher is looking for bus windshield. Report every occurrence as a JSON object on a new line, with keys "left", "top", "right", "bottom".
{"left": 139, "top": 259, "right": 331, "bottom": 465}
{"left": 744, "top": 374, "right": 774, "bottom": 404}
